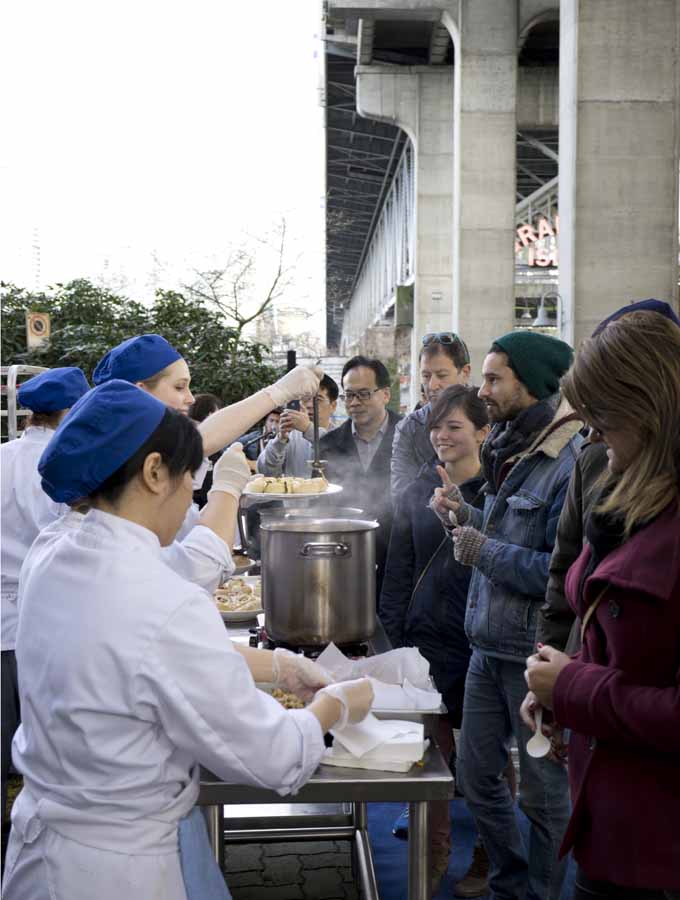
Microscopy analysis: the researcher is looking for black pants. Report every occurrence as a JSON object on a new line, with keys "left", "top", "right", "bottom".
{"left": 574, "top": 869, "right": 680, "bottom": 900}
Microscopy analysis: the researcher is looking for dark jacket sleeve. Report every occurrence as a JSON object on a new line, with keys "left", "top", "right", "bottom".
{"left": 536, "top": 442, "right": 609, "bottom": 652}
{"left": 390, "top": 416, "right": 421, "bottom": 501}
{"left": 378, "top": 494, "right": 416, "bottom": 648}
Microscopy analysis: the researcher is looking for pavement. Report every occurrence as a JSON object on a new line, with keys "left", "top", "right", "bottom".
{"left": 223, "top": 839, "right": 359, "bottom": 900}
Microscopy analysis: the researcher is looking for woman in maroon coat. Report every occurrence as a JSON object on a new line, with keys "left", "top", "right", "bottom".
{"left": 522, "top": 312, "right": 680, "bottom": 900}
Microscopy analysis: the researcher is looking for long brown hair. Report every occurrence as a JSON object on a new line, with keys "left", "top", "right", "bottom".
{"left": 561, "top": 312, "right": 680, "bottom": 535}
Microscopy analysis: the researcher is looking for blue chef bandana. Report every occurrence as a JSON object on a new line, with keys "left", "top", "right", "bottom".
{"left": 593, "top": 298, "right": 680, "bottom": 335}
{"left": 92, "top": 334, "right": 182, "bottom": 385}
{"left": 38, "top": 380, "right": 167, "bottom": 503}
{"left": 17, "top": 367, "right": 90, "bottom": 413}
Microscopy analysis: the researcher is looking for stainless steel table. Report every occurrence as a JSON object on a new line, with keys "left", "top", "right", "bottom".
{"left": 198, "top": 746, "right": 453, "bottom": 900}
{"left": 205, "top": 617, "right": 452, "bottom": 898}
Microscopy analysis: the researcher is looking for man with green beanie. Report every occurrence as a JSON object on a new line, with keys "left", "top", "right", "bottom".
{"left": 431, "top": 330, "right": 582, "bottom": 900}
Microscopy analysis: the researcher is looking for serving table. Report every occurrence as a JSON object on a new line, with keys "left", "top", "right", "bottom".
{"left": 198, "top": 618, "right": 453, "bottom": 900}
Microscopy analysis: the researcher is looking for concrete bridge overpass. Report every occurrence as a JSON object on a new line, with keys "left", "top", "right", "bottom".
{"left": 323, "top": 0, "right": 679, "bottom": 406}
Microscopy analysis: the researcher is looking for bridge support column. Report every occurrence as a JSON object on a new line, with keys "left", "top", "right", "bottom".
{"left": 559, "top": 0, "right": 680, "bottom": 346}
{"left": 450, "top": 0, "right": 518, "bottom": 377}
{"left": 357, "top": 65, "right": 454, "bottom": 406}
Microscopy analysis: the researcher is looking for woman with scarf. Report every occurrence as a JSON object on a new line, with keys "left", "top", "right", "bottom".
{"left": 524, "top": 312, "right": 680, "bottom": 900}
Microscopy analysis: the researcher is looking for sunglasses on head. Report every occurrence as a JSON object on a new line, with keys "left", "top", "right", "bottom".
{"left": 421, "top": 332, "right": 470, "bottom": 364}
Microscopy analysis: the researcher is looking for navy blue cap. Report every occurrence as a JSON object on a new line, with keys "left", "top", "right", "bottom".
{"left": 18, "top": 367, "right": 90, "bottom": 413}
{"left": 92, "top": 334, "right": 182, "bottom": 385}
{"left": 39, "top": 380, "right": 167, "bottom": 503}
{"left": 593, "top": 299, "right": 680, "bottom": 336}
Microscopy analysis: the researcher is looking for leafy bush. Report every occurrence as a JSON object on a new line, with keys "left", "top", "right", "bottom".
{"left": 1, "top": 279, "right": 281, "bottom": 405}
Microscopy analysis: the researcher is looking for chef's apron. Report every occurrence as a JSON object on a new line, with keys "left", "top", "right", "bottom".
{"left": 2, "top": 791, "right": 230, "bottom": 900}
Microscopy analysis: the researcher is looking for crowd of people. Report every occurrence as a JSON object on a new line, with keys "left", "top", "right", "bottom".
{"left": 1, "top": 297, "right": 679, "bottom": 900}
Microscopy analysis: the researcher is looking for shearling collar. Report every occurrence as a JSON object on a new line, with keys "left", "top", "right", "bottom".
{"left": 525, "top": 395, "right": 584, "bottom": 459}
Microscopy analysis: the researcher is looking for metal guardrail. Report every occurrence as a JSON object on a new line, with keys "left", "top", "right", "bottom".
{"left": 1, "top": 365, "right": 50, "bottom": 441}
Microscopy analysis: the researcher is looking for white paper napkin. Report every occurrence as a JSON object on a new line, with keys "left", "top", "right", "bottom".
{"left": 330, "top": 714, "right": 421, "bottom": 758}
{"left": 316, "top": 643, "right": 436, "bottom": 692}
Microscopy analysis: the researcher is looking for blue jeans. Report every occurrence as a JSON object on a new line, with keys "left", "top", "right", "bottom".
{"left": 457, "top": 650, "right": 570, "bottom": 900}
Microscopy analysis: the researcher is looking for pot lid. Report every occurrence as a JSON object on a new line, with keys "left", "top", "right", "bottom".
{"left": 260, "top": 517, "right": 379, "bottom": 533}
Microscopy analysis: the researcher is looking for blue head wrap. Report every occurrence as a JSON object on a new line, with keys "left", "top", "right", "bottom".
{"left": 39, "top": 380, "right": 167, "bottom": 503}
{"left": 593, "top": 298, "right": 680, "bottom": 336}
{"left": 92, "top": 334, "right": 182, "bottom": 385}
{"left": 18, "top": 367, "right": 90, "bottom": 413}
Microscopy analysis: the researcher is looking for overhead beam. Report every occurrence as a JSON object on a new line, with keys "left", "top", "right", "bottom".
{"left": 357, "top": 18, "right": 375, "bottom": 65}
{"left": 428, "top": 21, "right": 450, "bottom": 64}
{"left": 517, "top": 130, "right": 559, "bottom": 162}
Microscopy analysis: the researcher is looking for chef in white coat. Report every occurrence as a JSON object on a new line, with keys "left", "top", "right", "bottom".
{"left": 1, "top": 367, "right": 90, "bottom": 837}
{"left": 3, "top": 380, "right": 373, "bottom": 900}
{"left": 91, "top": 333, "right": 323, "bottom": 583}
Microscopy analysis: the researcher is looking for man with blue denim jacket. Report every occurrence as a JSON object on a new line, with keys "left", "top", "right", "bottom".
{"left": 433, "top": 330, "right": 582, "bottom": 900}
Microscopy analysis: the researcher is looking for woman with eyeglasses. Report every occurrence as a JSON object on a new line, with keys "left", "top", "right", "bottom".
{"left": 380, "top": 385, "right": 489, "bottom": 894}
{"left": 523, "top": 313, "right": 680, "bottom": 900}
{"left": 391, "top": 332, "right": 472, "bottom": 501}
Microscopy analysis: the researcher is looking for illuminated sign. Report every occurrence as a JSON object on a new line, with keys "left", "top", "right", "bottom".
{"left": 515, "top": 215, "right": 558, "bottom": 267}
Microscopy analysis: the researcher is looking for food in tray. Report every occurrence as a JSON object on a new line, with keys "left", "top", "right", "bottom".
{"left": 270, "top": 688, "right": 305, "bottom": 709}
{"left": 213, "top": 577, "right": 261, "bottom": 613}
{"left": 246, "top": 475, "right": 329, "bottom": 495}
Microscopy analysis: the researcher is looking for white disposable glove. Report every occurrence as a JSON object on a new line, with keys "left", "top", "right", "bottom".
{"left": 317, "top": 678, "right": 374, "bottom": 731}
{"left": 208, "top": 443, "right": 251, "bottom": 501}
{"left": 265, "top": 365, "right": 323, "bottom": 408}
{"left": 271, "top": 648, "right": 332, "bottom": 703}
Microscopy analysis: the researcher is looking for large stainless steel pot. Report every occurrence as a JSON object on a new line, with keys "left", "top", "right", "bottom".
{"left": 260, "top": 517, "right": 379, "bottom": 645}
{"left": 237, "top": 504, "right": 365, "bottom": 561}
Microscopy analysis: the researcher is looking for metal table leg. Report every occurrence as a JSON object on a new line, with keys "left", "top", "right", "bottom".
{"left": 353, "top": 802, "right": 380, "bottom": 899}
{"left": 203, "top": 804, "right": 225, "bottom": 870}
{"left": 408, "top": 801, "right": 430, "bottom": 900}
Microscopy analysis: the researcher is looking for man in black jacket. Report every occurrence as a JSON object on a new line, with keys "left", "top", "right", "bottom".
{"left": 319, "top": 356, "right": 401, "bottom": 599}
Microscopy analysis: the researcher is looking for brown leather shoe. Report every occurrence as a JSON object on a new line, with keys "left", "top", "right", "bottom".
{"left": 453, "top": 842, "right": 489, "bottom": 898}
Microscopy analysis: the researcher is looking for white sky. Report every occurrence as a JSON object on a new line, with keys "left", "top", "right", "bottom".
{"left": 0, "top": 0, "right": 326, "bottom": 342}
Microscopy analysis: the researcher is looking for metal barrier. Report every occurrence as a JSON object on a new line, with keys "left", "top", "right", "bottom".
{"left": 1, "top": 365, "right": 50, "bottom": 441}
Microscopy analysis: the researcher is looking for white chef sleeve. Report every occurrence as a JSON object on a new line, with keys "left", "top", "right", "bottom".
{"left": 138, "top": 591, "right": 325, "bottom": 795}
{"left": 161, "top": 525, "right": 234, "bottom": 592}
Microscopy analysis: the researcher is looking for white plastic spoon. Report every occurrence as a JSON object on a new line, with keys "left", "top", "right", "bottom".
{"left": 526, "top": 706, "right": 551, "bottom": 758}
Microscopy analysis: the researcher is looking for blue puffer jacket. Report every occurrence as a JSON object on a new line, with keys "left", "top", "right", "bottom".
{"left": 379, "top": 461, "right": 484, "bottom": 725}
{"left": 464, "top": 399, "right": 584, "bottom": 662}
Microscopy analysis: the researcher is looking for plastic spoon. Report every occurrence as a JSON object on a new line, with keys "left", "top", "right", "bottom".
{"left": 526, "top": 706, "right": 551, "bottom": 758}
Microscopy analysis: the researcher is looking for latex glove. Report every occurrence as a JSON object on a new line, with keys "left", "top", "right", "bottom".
{"left": 317, "top": 678, "right": 374, "bottom": 731}
{"left": 271, "top": 648, "right": 332, "bottom": 703}
{"left": 429, "top": 466, "right": 472, "bottom": 530}
{"left": 265, "top": 366, "right": 323, "bottom": 408}
{"left": 451, "top": 526, "right": 487, "bottom": 567}
{"left": 208, "top": 443, "right": 251, "bottom": 500}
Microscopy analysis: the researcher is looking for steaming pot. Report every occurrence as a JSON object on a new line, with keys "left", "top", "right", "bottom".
{"left": 259, "top": 516, "right": 378, "bottom": 645}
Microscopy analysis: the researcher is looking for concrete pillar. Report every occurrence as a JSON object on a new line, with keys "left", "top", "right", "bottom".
{"left": 559, "top": 0, "right": 680, "bottom": 347}
{"left": 448, "top": 0, "right": 518, "bottom": 379}
{"left": 356, "top": 65, "right": 454, "bottom": 405}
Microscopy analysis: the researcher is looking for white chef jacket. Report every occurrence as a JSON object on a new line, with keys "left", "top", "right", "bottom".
{"left": 6, "top": 509, "right": 324, "bottom": 900}
{"left": 1, "top": 427, "right": 65, "bottom": 651}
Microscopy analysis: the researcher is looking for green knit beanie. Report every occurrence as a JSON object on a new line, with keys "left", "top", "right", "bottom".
{"left": 492, "top": 331, "right": 574, "bottom": 400}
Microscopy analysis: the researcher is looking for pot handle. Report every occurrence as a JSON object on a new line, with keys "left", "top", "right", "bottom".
{"left": 299, "top": 541, "right": 351, "bottom": 559}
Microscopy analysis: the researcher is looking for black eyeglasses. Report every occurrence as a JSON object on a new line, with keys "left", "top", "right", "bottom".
{"left": 421, "top": 332, "right": 470, "bottom": 365}
{"left": 339, "top": 388, "right": 382, "bottom": 403}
